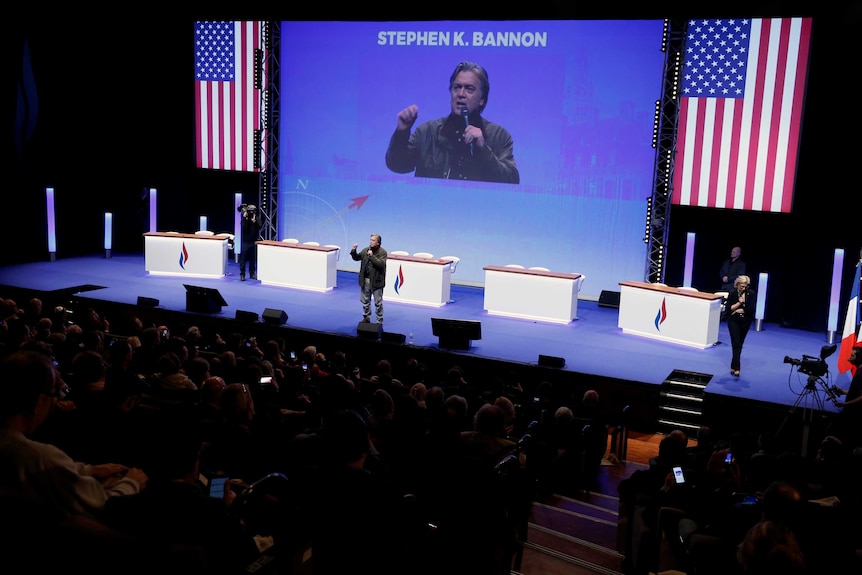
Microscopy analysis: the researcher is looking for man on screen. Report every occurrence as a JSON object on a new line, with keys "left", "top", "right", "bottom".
{"left": 385, "top": 61, "right": 519, "bottom": 184}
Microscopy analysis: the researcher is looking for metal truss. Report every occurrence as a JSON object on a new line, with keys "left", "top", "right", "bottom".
{"left": 257, "top": 21, "right": 281, "bottom": 241}
{"left": 645, "top": 19, "right": 688, "bottom": 283}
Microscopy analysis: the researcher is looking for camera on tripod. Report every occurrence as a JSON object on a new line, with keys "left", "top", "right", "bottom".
{"left": 783, "top": 344, "right": 836, "bottom": 377}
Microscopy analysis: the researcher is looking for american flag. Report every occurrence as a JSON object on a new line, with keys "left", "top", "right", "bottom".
{"left": 672, "top": 18, "right": 812, "bottom": 212}
{"left": 194, "top": 21, "right": 261, "bottom": 172}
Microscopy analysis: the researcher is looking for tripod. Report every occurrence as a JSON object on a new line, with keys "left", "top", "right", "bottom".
{"left": 776, "top": 374, "right": 834, "bottom": 457}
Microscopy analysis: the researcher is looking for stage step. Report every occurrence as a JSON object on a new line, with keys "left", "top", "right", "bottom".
{"left": 656, "top": 369, "right": 712, "bottom": 435}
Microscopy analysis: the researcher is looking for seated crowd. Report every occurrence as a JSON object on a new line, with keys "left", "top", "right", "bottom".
{"left": 617, "top": 425, "right": 862, "bottom": 575}
{"left": 0, "top": 293, "right": 608, "bottom": 574}
{"left": 1, "top": 293, "right": 860, "bottom": 574}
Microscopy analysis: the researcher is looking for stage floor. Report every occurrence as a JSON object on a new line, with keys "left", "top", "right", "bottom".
{"left": 0, "top": 253, "right": 848, "bottom": 421}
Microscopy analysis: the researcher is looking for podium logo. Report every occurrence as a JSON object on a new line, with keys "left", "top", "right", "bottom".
{"left": 654, "top": 297, "right": 668, "bottom": 331}
{"left": 178, "top": 243, "right": 190, "bottom": 269}
{"left": 394, "top": 265, "right": 405, "bottom": 294}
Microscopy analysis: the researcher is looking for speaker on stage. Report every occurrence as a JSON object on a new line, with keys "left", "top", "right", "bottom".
{"left": 137, "top": 296, "right": 159, "bottom": 308}
{"left": 538, "top": 354, "right": 566, "bottom": 369}
{"left": 431, "top": 318, "right": 481, "bottom": 350}
{"left": 356, "top": 322, "right": 380, "bottom": 340}
{"left": 262, "top": 308, "right": 288, "bottom": 325}
{"left": 235, "top": 310, "right": 259, "bottom": 322}
{"left": 184, "top": 284, "right": 227, "bottom": 314}
{"left": 381, "top": 331, "right": 406, "bottom": 344}
{"left": 598, "top": 290, "right": 621, "bottom": 308}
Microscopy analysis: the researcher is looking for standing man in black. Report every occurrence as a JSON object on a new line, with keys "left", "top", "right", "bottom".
{"left": 350, "top": 234, "right": 387, "bottom": 325}
{"left": 719, "top": 246, "right": 746, "bottom": 292}
{"left": 238, "top": 204, "right": 261, "bottom": 281}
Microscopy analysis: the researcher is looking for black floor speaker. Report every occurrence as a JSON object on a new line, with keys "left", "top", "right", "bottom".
{"left": 598, "top": 290, "right": 621, "bottom": 308}
{"left": 356, "top": 322, "right": 380, "bottom": 340}
{"left": 136, "top": 296, "right": 159, "bottom": 307}
{"left": 235, "top": 310, "right": 259, "bottom": 322}
{"left": 538, "top": 354, "right": 566, "bottom": 368}
{"left": 262, "top": 308, "right": 288, "bottom": 325}
{"left": 381, "top": 331, "right": 406, "bottom": 344}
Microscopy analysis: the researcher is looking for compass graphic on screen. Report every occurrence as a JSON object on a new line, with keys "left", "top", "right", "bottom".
{"left": 279, "top": 190, "right": 369, "bottom": 255}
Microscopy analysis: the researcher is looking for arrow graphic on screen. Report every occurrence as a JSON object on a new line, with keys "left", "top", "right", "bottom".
{"left": 300, "top": 195, "right": 370, "bottom": 236}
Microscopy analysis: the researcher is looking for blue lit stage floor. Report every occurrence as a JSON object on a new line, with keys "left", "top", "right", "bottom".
{"left": 0, "top": 253, "right": 847, "bottom": 420}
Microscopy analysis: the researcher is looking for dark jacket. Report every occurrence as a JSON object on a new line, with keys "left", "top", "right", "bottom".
{"left": 724, "top": 287, "right": 755, "bottom": 322}
{"left": 351, "top": 245, "right": 387, "bottom": 289}
{"left": 386, "top": 113, "right": 519, "bottom": 184}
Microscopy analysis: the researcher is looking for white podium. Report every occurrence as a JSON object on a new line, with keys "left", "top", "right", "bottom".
{"left": 617, "top": 281, "right": 724, "bottom": 348}
{"left": 483, "top": 265, "right": 582, "bottom": 324}
{"left": 256, "top": 241, "right": 338, "bottom": 292}
{"left": 384, "top": 254, "right": 451, "bottom": 307}
{"left": 144, "top": 232, "right": 229, "bottom": 278}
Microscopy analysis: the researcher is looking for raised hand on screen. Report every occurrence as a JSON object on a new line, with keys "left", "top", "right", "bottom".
{"left": 396, "top": 105, "right": 419, "bottom": 131}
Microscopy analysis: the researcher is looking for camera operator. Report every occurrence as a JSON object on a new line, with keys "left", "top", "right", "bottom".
{"left": 237, "top": 203, "right": 262, "bottom": 281}
{"left": 829, "top": 344, "right": 862, "bottom": 448}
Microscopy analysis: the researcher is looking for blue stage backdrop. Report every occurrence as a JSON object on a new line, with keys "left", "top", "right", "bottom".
{"left": 276, "top": 20, "right": 665, "bottom": 298}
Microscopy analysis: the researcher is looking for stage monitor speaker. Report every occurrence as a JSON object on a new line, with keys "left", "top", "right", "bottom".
{"left": 381, "top": 331, "right": 406, "bottom": 344}
{"left": 184, "top": 284, "right": 228, "bottom": 314}
{"left": 262, "top": 308, "right": 288, "bottom": 325}
{"left": 598, "top": 290, "right": 621, "bottom": 309}
{"left": 235, "top": 310, "right": 259, "bottom": 322}
{"left": 137, "top": 296, "right": 159, "bottom": 308}
{"left": 356, "top": 322, "right": 380, "bottom": 340}
{"left": 538, "top": 354, "right": 566, "bottom": 369}
{"left": 431, "top": 317, "right": 482, "bottom": 350}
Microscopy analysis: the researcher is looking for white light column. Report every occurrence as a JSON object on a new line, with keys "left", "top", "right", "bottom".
{"left": 234, "top": 193, "right": 243, "bottom": 263}
{"left": 46, "top": 187, "right": 56, "bottom": 261}
{"left": 104, "top": 212, "right": 113, "bottom": 259}
{"left": 755, "top": 272, "right": 768, "bottom": 331}
{"left": 683, "top": 232, "right": 695, "bottom": 288}
{"left": 149, "top": 188, "right": 157, "bottom": 232}
{"left": 827, "top": 248, "right": 844, "bottom": 344}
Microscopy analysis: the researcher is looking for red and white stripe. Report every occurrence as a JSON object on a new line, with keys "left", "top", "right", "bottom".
{"left": 195, "top": 21, "right": 261, "bottom": 172}
{"left": 673, "top": 18, "right": 812, "bottom": 213}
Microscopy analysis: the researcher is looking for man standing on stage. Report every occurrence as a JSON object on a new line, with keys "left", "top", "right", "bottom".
{"left": 350, "top": 233, "right": 387, "bottom": 325}
{"left": 238, "top": 203, "right": 261, "bottom": 281}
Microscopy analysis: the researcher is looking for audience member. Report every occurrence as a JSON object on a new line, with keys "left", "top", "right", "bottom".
{"left": 67, "top": 349, "right": 108, "bottom": 409}
{"left": 100, "top": 418, "right": 253, "bottom": 574}
{"left": 130, "top": 326, "right": 163, "bottom": 377}
{"left": 460, "top": 403, "right": 520, "bottom": 465}
{"left": 737, "top": 520, "right": 805, "bottom": 575}
{"left": 0, "top": 350, "right": 148, "bottom": 519}
{"left": 409, "top": 382, "right": 427, "bottom": 409}
{"left": 200, "top": 383, "right": 273, "bottom": 482}
{"left": 149, "top": 351, "right": 197, "bottom": 394}
{"left": 297, "top": 408, "right": 411, "bottom": 575}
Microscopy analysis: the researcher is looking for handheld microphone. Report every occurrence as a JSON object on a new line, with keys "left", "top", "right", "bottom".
{"left": 461, "top": 107, "right": 473, "bottom": 157}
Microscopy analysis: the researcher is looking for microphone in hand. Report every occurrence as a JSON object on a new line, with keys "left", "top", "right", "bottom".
{"left": 461, "top": 107, "right": 473, "bottom": 157}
